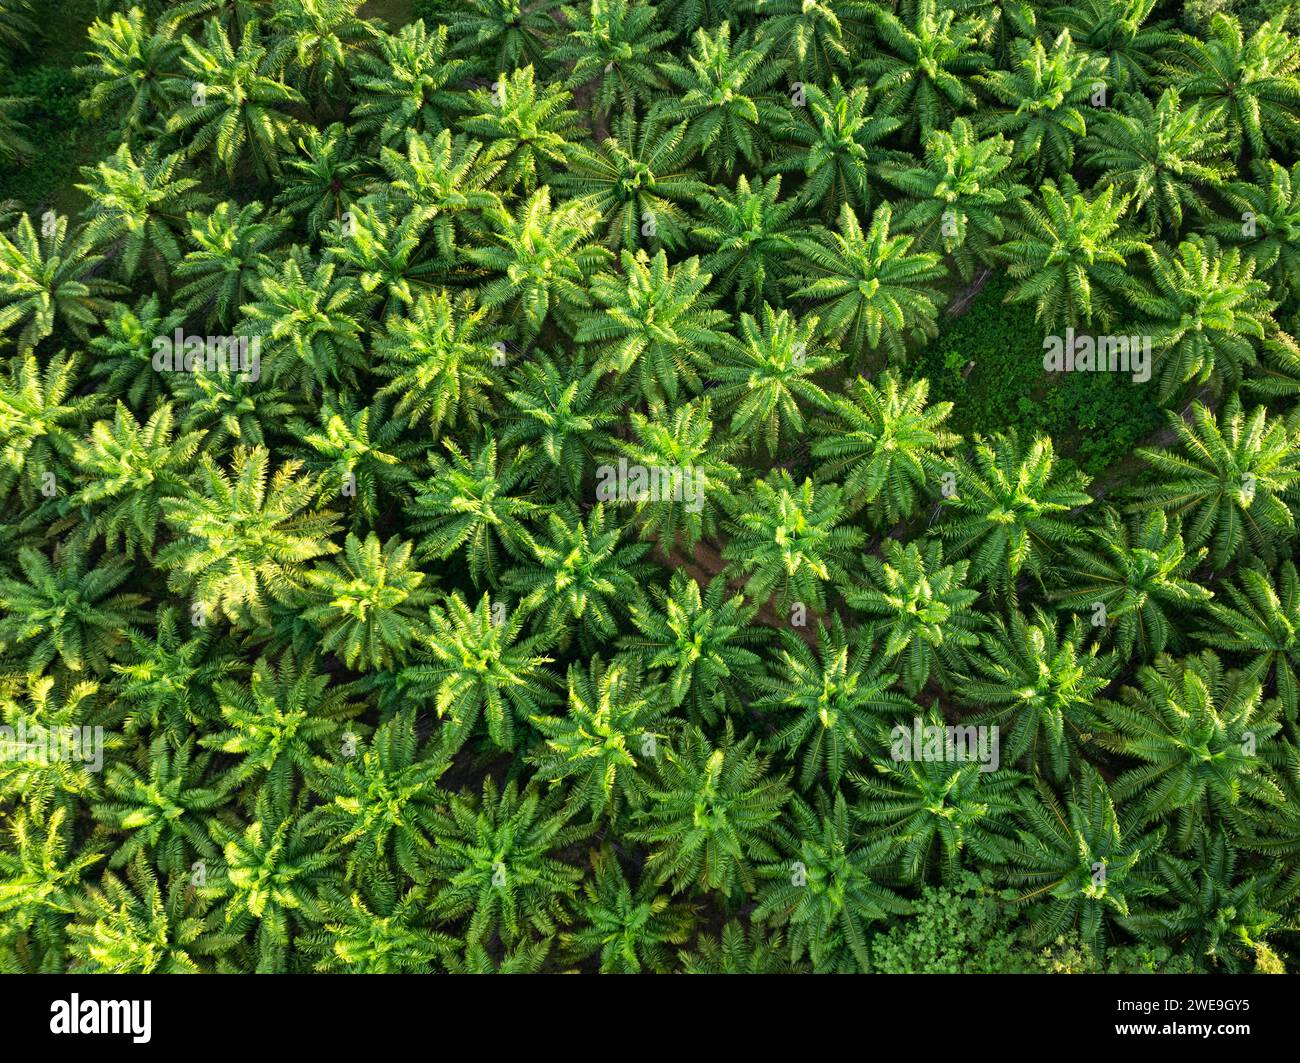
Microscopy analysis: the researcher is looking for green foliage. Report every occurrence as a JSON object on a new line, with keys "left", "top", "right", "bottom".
{"left": 845, "top": 538, "right": 983, "bottom": 693}
{"left": 529, "top": 653, "right": 667, "bottom": 820}
{"left": 622, "top": 571, "right": 767, "bottom": 723}
{"left": 789, "top": 201, "right": 946, "bottom": 363}
{"left": 959, "top": 608, "right": 1116, "bottom": 778}
{"left": 399, "top": 590, "right": 557, "bottom": 751}
{"left": 7, "top": 0, "right": 1300, "bottom": 979}
{"left": 757, "top": 616, "right": 915, "bottom": 787}
{"left": 631, "top": 721, "right": 791, "bottom": 896}
{"left": 1128, "top": 397, "right": 1300, "bottom": 568}
{"left": 938, "top": 430, "right": 1092, "bottom": 596}
{"left": 424, "top": 777, "right": 589, "bottom": 947}
{"left": 1098, "top": 652, "right": 1284, "bottom": 843}
{"left": 722, "top": 470, "right": 863, "bottom": 613}
{"left": 755, "top": 790, "right": 910, "bottom": 971}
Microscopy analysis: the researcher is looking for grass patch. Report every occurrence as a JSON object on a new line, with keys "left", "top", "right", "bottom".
{"left": 914, "top": 276, "right": 1163, "bottom": 476}
{"left": 0, "top": 0, "right": 111, "bottom": 216}
{"left": 362, "top": 0, "right": 418, "bottom": 27}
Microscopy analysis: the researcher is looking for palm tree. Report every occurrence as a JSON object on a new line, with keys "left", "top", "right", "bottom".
{"left": 577, "top": 248, "right": 728, "bottom": 404}
{"left": 505, "top": 502, "right": 657, "bottom": 649}
{"left": 1198, "top": 561, "right": 1300, "bottom": 720}
{"left": 298, "top": 533, "right": 435, "bottom": 671}
{"left": 165, "top": 0, "right": 275, "bottom": 41}
{"left": 621, "top": 571, "right": 767, "bottom": 724}
{"left": 1124, "top": 236, "right": 1275, "bottom": 402}
{"left": 374, "top": 129, "right": 503, "bottom": 260}
{"left": 499, "top": 350, "right": 623, "bottom": 497}
{"left": 551, "top": 0, "right": 674, "bottom": 122}
{"left": 465, "top": 188, "right": 609, "bottom": 341}
{"left": 691, "top": 174, "right": 807, "bottom": 310}
{"left": 878, "top": 118, "right": 1027, "bottom": 281}
{"left": 721, "top": 470, "right": 864, "bottom": 613}
{"left": 266, "top": 0, "right": 378, "bottom": 97}
{"left": 434, "top": 0, "right": 560, "bottom": 72}
{"left": 1172, "top": 11, "right": 1300, "bottom": 158}
{"left": 1050, "top": 507, "right": 1211, "bottom": 658}
{"left": 67, "top": 402, "right": 204, "bottom": 560}
{"left": 88, "top": 295, "right": 185, "bottom": 411}
{"left": 958, "top": 608, "right": 1115, "bottom": 777}
{"left": 324, "top": 197, "right": 440, "bottom": 318}
{"left": 0, "top": 0, "right": 35, "bottom": 59}
{"left": 1125, "top": 829, "right": 1291, "bottom": 973}
{"left": 174, "top": 200, "right": 287, "bottom": 328}
{"left": 75, "top": 144, "right": 211, "bottom": 290}
{"left": 398, "top": 591, "right": 558, "bottom": 751}
{"left": 68, "top": 855, "right": 227, "bottom": 974}
{"left": 651, "top": 0, "right": 732, "bottom": 36}
{"left": 92, "top": 735, "right": 225, "bottom": 876}
{"left": 938, "top": 431, "right": 1092, "bottom": 596}
{"left": 862, "top": 0, "right": 989, "bottom": 142}
{"left": 681, "top": 920, "right": 800, "bottom": 966}
{"left": 845, "top": 538, "right": 984, "bottom": 695}
{"left": 788, "top": 202, "right": 946, "bottom": 363}
{"left": 424, "top": 778, "right": 587, "bottom": 947}
{"left": 976, "top": 29, "right": 1105, "bottom": 181}
{"left": 1001, "top": 765, "right": 1165, "bottom": 950}
{"left": 0, "top": 213, "right": 122, "bottom": 354}
{"left": 78, "top": 7, "right": 185, "bottom": 140}
{"left": 204, "top": 650, "right": 353, "bottom": 801}
{"left": 0, "top": 676, "right": 109, "bottom": 811}
{"left": 753, "top": 790, "right": 908, "bottom": 972}
{"left": 1082, "top": 88, "right": 1231, "bottom": 234}
{"left": 288, "top": 398, "right": 415, "bottom": 523}
{"left": 0, "top": 537, "right": 148, "bottom": 676}
{"left": 999, "top": 175, "right": 1146, "bottom": 330}
{"left": 1127, "top": 398, "right": 1300, "bottom": 569}
{"left": 169, "top": 18, "right": 304, "bottom": 180}
{"left": 561, "top": 848, "right": 692, "bottom": 972}
{"left": 0, "top": 806, "right": 104, "bottom": 974}
{"left": 458, "top": 65, "right": 581, "bottom": 193}
{"left": 301, "top": 712, "right": 449, "bottom": 878}
{"left": 239, "top": 246, "right": 369, "bottom": 396}
{"left": 1044, "top": 0, "right": 1179, "bottom": 91}
{"left": 555, "top": 110, "right": 704, "bottom": 253}
{"left": 275, "top": 123, "right": 374, "bottom": 235}
{"left": 613, "top": 399, "right": 741, "bottom": 551}
{"left": 157, "top": 446, "right": 341, "bottom": 627}
{"left": 810, "top": 370, "right": 957, "bottom": 523}
{"left": 405, "top": 431, "right": 539, "bottom": 586}
{"left": 757, "top": 615, "right": 916, "bottom": 787}
{"left": 631, "top": 721, "right": 791, "bottom": 896}
{"left": 769, "top": 79, "right": 901, "bottom": 221}
{"left": 0, "top": 351, "right": 101, "bottom": 509}
{"left": 306, "top": 884, "right": 454, "bottom": 973}
{"left": 711, "top": 304, "right": 840, "bottom": 457}
{"left": 745, "top": 0, "right": 863, "bottom": 82}
{"left": 377, "top": 283, "right": 501, "bottom": 436}
{"left": 0, "top": 96, "right": 31, "bottom": 167}
{"left": 1099, "top": 653, "right": 1284, "bottom": 847}
{"left": 961, "top": 0, "right": 1038, "bottom": 67}
{"left": 350, "top": 20, "right": 467, "bottom": 147}
{"left": 854, "top": 707, "right": 1026, "bottom": 883}
{"left": 529, "top": 656, "right": 668, "bottom": 821}
{"left": 168, "top": 362, "right": 300, "bottom": 452}
{"left": 653, "top": 22, "right": 786, "bottom": 177}
{"left": 444, "top": 935, "right": 554, "bottom": 974}
{"left": 204, "top": 790, "right": 340, "bottom": 972}
{"left": 1209, "top": 159, "right": 1300, "bottom": 302}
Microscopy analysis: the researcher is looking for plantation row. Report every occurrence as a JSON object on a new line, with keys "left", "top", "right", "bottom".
{"left": 1, "top": 0, "right": 1300, "bottom": 973}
